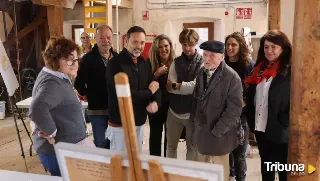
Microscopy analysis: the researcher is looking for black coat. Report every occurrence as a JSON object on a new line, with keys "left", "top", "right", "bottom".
{"left": 74, "top": 45, "right": 118, "bottom": 110}
{"left": 246, "top": 73, "right": 291, "bottom": 143}
{"left": 106, "top": 48, "right": 161, "bottom": 126}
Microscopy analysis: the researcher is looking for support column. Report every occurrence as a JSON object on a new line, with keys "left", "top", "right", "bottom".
{"left": 47, "top": 6, "right": 63, "bottom": 38}
{"left": 288, "top": 0, "right": 320, "bottom": 180}
{"left": 269, "top": 0, "right": 281, "bottom": 30}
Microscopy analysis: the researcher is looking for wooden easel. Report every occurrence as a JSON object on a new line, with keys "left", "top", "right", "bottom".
{"left": 55, "top": 72, "right": 222, "bottom": 181}
{"left": 110, "top": 72, "right": 166, "bottom": 181}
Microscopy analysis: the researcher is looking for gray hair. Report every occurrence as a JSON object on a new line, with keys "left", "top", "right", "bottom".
{"left": 95, "top": 25, "right": 113, "bottom": 34}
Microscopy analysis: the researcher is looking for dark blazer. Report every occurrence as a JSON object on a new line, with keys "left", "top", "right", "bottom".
{"left": 74, "top": 44, "right": 118, "bottom": 110}
{"left": 246, "top": 72, "right": 291, "bottom": 144}
{"left": 106, "top": 48, "right": 161, "bottom": 126}
{"left": 191, "top": 61, "right": 243, "bottom": 156}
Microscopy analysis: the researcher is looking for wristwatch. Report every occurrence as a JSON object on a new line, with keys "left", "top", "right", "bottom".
{"left": 172, "top": 83, "right": 177, "bottom": 90}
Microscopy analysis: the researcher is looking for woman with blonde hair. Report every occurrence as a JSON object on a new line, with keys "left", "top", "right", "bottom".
{"left": 148, "top": 34, "right": 175, "bottom": 157}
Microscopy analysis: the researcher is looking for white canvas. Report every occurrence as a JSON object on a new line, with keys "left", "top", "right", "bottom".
{"left": 0, "top": 40, "right": 19, "bottom": 96}
{"left": 54, "top": 142, "right": 223, "bottom": 181}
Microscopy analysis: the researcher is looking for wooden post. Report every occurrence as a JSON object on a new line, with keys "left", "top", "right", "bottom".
{"left": 47, "top": 6, "right": 63, "bottom": 37}
{"left": 288, "top": 0, "right": 320, "bottom": 180}
{"left": 111, "top": 155, "right": 124, "bottom": 181}
{"left": 107, "top": 0, "right": 113, "bottom": 28}
{"left": 268, "top": 0, "right": 281, "bottom": 30}
{"left": 115, "top": 73, "right": 145, "bottom": 181}
{"left": 148, "top": 160, "right": 166, "bottom": 181}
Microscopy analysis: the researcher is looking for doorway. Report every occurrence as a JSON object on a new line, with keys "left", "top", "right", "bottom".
{"left": 72, "top": 25, "right": 84, "bottom": 46}
{"left": 183, "top": 22, "right": 214, "bottom": 54}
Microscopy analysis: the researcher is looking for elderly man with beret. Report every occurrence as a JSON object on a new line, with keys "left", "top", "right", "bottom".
{"left": 191, "top": 40, "right": 243, "bottom": 181}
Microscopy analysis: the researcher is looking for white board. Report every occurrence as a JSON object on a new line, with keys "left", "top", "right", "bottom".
{"left": 0, "top": 40, "right": 19, "bottom": 96}
{"left": 54, "top": 142, "right": 223, "bottom": 181}
{"left": 0, "top": 170, "right": 62, "bottom": 181}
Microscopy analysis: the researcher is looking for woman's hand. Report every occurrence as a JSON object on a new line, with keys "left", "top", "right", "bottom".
{"left": 38, "top": 130, "right": 56, "bottom": 144}
{"left": 154, "top": 65, "right": 168, "bottom": 79}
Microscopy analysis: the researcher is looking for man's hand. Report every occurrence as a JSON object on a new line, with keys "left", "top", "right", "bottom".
{"left": 83, "top": 95, "right": 88, "bottom": 102}
{"left": 38, "top": 130, "right": 56, "bottom": 144}
{"left": 166, "top": 79, "right": 181, "bottom": 91}
{"left": 166, "top": 79, "right": 173, "bottom": 91}
{"left": 148, "top": 81, "right": 159, "bottom": 94}
{"left": 146, "top": 101, "right": 158, "bottom": 113}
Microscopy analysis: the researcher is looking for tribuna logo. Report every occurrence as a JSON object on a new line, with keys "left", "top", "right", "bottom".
{"left": 264, "top": 162, "right": 305, "bottom": 172}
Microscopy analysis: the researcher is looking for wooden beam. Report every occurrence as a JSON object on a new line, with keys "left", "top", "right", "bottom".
{"left": 107, "top": 0, "right": 112, "bottom": 28}
{"left": 47, "top": 6, "right": 63, "bottom": 38}
{"left": 32, "top": 0, "right": 77, "bottom": 9}
{"left": 93, "top": 0, "right": 133, "bottom": 8}
{"left": 268, "top": 0, "right": 281, "bottom": 30}
{"left": 288, "top": 0, "right": 320, "bottom": 180}
{"left": 117, "top": 0, "right": 133, "bottom": 9}
{"left": 3, "top": 18, "right": 46, "bottom": 47}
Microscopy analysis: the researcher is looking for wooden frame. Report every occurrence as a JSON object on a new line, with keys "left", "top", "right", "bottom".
{"left": 55, "top": 142, "right": 223, "bottom": 181}
{"left": 71, "top": 25, "right": 84, "bottom": 42}
{"left": 183, "top": 22, "right": 214, "bottom": 40}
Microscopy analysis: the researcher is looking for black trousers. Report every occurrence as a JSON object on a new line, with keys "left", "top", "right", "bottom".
{"left": 230, "top": 116, "right": 249, "bottom": 181}
{"left": 255, "top": 131, "right": 288, "bottom": 181}
{"left": 229, "top": 136, "right": 248, "bottom": 180}
{"left": 148, "top": 102, "right": 169, "bottom": 157}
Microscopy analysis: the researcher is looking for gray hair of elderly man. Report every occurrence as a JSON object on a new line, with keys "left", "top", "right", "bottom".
{"left": 95, "top": 25, "right": 113, "bottom": 35}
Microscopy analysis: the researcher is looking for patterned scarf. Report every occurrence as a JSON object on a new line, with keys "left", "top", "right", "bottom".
{"left": 245, "top": 60, "right": 279, "bottom": 85}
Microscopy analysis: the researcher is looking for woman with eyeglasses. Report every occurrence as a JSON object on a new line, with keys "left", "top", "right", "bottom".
{"left": 29, "top": 37, "right": 88, "bottom": 176}
{"left": 79, "top": 32, "right": 92, "bottom": 57}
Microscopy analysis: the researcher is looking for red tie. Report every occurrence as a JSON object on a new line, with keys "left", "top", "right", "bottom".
{"left": 133, "top": 57, "right": 138, "bottom": 64}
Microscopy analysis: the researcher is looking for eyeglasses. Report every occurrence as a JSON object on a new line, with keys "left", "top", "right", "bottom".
{"left": 66, "top": 57, "right": 80, "bottom": 66}
{"left": 81, "top": 36, "right": 90, "bottom": 40}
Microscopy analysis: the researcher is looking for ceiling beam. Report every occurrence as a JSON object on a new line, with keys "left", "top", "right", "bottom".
{"left": 32, "top": 0, "right": 77, "bottom": 9}
{"left": 3, "top": 17, "right": 46, "bottom": 47}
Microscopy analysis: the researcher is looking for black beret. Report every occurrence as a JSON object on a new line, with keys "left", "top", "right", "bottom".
{"left": 199, "top": 40, "right": 224, "bottom": 54}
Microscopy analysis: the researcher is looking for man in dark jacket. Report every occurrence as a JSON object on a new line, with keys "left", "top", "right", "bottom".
{"left": 106, "top": 26, "right": 161, "bottom": 152}
{"left": 74, "top": 25, "right": 118, "bottom": 149}
{"left": 191, "top": 40, "right": 243, "bottom": 181}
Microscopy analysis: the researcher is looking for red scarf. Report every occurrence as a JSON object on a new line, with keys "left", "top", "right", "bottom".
{"left": 245, "top": 60, "right": 279, "bottom": 85}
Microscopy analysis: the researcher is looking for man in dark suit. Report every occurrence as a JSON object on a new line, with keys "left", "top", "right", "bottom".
{"left": 191, "top": 40, "right": 243, "bottom": 181}
{"left": 75, "top": 25, "right": 118, "bottom": 149}
{"left": 106, "top": 26, "right": 161, "bottom": 152}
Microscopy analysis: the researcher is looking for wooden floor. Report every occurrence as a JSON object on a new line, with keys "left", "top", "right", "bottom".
{"left": 0, "top": 117, "right": 47, "bottom": 175}
{"left": 0, "top": 116, "right": 268, "bottom": 180}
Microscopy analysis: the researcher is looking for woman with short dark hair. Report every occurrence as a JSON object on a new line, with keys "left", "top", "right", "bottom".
{"left": 245, "top": 30, "right": 292, "bottom": 181}
{"left": 29, "top": 37, "right": 88, "bottom": 176}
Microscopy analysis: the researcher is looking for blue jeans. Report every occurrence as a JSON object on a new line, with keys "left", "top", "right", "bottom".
{"left": 38, "top": 153, "right": 61, "bottom": 177}
{"left": 88, "top": 115, "right": 110, "bottom": 149}
{"left": 106, "top": 125, "right": 144, "bottom": 153}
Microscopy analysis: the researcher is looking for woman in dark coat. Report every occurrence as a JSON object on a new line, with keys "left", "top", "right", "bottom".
{"left": 245, "top": 30, "right": 292, "bottom": 181}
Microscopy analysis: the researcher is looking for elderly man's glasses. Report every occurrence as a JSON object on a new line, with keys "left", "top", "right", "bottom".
{"left": 81, "top": 36, "right": 90, "bottom": 40}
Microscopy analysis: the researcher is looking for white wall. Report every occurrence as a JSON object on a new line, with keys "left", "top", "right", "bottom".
{"left": 134, "top": 0, "right": 268, "bottom": 55}
{"left": 63, "top": 20, "right": 83, "bottom": 40}
{"left": 62, "top": 0, "right": 300, "bottom": 56}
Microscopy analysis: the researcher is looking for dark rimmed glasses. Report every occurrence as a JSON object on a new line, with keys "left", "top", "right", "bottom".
{"left": 66, "top": 57, "right": 80, "bottom": 66}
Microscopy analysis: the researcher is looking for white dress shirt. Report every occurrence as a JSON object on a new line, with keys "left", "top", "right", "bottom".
{"left": 254, "top": 77, "right": 273, "bottom": 132}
